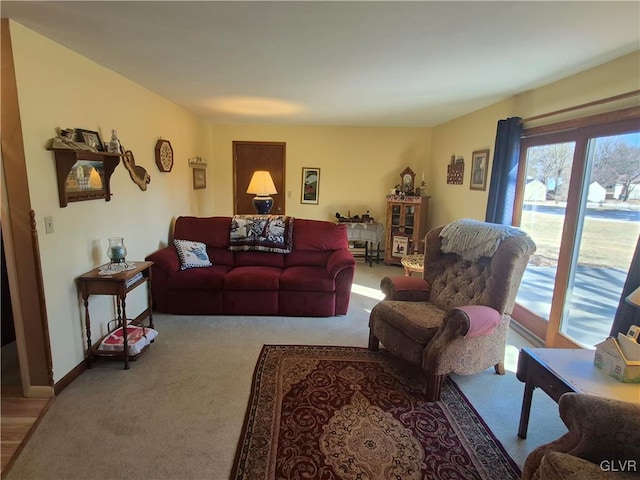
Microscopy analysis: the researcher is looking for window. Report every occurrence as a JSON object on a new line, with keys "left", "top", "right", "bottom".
{"left": 513, "top": 116, "right": 640, "bottom": 348}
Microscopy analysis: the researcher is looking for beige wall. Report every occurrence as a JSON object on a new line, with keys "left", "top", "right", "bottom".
{"left": 9, "top": 21, "right": 213, "bottom": 381}
{"left": 7, "top": 18, "right": 639, "bottom": 383}
{"left": 429, "top": 51, "right": 640, "bottom": 228}
{"left": 210, "top": 124, "right": 431, "bottom": 224}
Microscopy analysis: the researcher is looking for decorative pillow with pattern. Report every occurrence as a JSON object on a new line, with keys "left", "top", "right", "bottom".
{"left": 173, "top": 239, "right": 212, "bottom": 270}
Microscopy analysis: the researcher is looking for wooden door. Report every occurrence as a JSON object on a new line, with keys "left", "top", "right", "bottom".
{"left": 233, "top": 141, "right": 286, "bottom": 215}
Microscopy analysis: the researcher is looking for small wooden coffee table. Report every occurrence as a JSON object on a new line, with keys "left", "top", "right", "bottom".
{"left": 516, "top": 347, "right": 640, "bottom": 439}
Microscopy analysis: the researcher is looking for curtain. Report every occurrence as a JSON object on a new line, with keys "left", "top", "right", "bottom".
{"left": 485, "top": 117, "right": 522, "bottom": 225}
{"left": 610, "top": 235, "right": 640, "bottom": 337}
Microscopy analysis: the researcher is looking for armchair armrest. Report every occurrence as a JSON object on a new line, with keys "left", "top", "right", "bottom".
{"left": 379, "top": 276, "right": 430, "bottom": 301}
{"left": 559, "top": 393, "right": 640, "bottom": 462}
{"left": 522, "top": 393, "right": 640, "bottom": 480}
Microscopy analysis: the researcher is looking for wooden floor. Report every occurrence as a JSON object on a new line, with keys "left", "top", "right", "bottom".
{"left": 1, "top": 387, "right": 51, "bottom": 478}
{"left": 1, "top": 342, "right": 52, "bottom": 479}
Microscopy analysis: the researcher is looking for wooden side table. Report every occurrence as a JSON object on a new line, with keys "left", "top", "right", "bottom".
{"left": 77, "top": 261, "right": 154, "bottom": 370}
{"left": 516, "top": 347, "right": 640, "bottom": 439}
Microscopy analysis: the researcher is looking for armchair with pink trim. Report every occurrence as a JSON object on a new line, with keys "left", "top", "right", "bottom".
{"left": 368, "top": 219, "right": 536, "bottom": 401}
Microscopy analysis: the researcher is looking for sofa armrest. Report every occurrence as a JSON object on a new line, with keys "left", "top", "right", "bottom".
{"left": 145, "top": 247, "right": 180, "bottom": 274}
{"left": 326, "top": 249, "right": 356, "bottom": 278}
{"left": 379, "top": 276, "right": 430, "bottom": 301}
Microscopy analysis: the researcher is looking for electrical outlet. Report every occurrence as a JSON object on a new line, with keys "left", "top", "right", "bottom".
{"left": 44, "top": 216, "right": 54, "bottom": 234}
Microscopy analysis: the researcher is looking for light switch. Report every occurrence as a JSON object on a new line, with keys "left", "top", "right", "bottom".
{"left": 44, "top": 216, "right": 54, "bottom": 234}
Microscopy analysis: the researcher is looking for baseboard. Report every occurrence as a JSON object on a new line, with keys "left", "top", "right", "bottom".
{"left": 25, "top": 385, "right": 54, "bottom": 398}
{"left": 54, "top": 360, "right": 86, "bottom": 395}
{"left": 510, "top": 321, "right": 544, "bottom": 348}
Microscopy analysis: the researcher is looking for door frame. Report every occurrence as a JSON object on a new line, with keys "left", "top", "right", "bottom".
{"left": 232, "top": 141, "right": 286, "bottom": 215}
{"left": 1, "top": 19, "right": 54, "bottom": 398}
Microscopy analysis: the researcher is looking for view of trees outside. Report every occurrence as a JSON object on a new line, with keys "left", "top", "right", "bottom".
{"left": 517, "top": 132, "right": 640, "bottom": 347}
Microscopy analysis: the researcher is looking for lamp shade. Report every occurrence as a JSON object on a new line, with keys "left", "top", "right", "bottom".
{"left": 246, "top": 171, "right": 277, "bottom": 195}
{"left": 625, "top": 286, "right": 640, "bottom": 308}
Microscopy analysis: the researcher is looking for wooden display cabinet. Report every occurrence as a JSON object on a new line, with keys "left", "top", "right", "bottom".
{"left": 49, "top": 148, "right": 121, "bottom": 207}
{"left": 384, "top": 195, "right": 430, "bottom": 265}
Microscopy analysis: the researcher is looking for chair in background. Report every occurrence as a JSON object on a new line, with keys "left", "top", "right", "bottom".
{"left": 521, "top": 393, "right": 640, "bottom": 480}
{"left": 369, "top": 219, "right": 536, "bottom": 401}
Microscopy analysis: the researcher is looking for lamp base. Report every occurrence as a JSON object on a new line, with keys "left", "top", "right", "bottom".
{"left": 252, "top": 195, "right": 274, "bottom": 214}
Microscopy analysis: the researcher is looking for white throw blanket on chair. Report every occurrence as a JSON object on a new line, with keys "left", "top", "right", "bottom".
{"left": 440, "top": 218, "right": 526, "bottom": 262}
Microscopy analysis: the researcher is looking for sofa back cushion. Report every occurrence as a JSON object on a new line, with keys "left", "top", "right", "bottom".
{"left": 285, "top": 250, "right": 332, "bottom": 267}
{"left": 234, "top": 251, "right": 285, "bottom": 268}
{"left": 292, "top": 219, "right": 348, "bottom": 251}
{"left": 173, "top": 216, "right": 231, "bottom": 248}
{"left": 207, "top": 247, "right": 235, "bottom": 267}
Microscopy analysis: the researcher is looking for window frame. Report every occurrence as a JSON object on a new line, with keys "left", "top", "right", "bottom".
{"left": 511, "top": 109, "right": 640, "bottom": 347}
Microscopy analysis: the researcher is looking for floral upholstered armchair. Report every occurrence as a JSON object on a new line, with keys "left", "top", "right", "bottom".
{"left": 522, "top": 393, "right": 640, "bottom": 480}
{"left": 368, "top": 219, "right": 536, "bottom": 401}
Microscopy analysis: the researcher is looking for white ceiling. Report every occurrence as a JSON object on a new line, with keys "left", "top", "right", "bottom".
{"left": 2, "top": 1, "right": 639, "bottom": 127}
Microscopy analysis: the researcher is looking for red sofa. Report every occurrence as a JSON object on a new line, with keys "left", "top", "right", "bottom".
{"left": 145, "top": 216, "right": 356, "bottom": 316}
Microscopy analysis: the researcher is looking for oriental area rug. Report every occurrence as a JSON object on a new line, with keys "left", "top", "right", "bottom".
{"left": 231, "top": 345, "right": 520, "bottom": 480}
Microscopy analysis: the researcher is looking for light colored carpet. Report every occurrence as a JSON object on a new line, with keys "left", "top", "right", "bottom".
{"left": 5, "top": 262, "right": 567, "bottom": 480}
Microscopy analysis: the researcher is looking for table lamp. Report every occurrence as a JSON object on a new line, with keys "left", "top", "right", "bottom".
{"left": 246, "top": 171, "right": 277, "bottom": 214}
{"left": 625, "top": 286, "right": 640, "bottom": 307}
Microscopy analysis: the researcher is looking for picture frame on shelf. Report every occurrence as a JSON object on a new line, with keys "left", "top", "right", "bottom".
{"left": 470, "top": 149, "right": 490, "bottom": 191}
{"left": 391, "top": 235, "right": 409, "bottom": 258}
{"left": 301, "top": 167, "right": 320, "bottom": 204}
{"left": 75, "top": 128, "right": 104, "bottom": 151}
{"left": 193, "top": 168, "right": 206, "bottom": 189}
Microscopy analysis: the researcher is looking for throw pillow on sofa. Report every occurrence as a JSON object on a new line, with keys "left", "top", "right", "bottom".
{"left": 173, "top": 239, "right": 212, "bottom": 270}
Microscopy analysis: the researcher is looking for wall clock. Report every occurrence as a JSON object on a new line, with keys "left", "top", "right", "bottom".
{"left": 155, "top": 139, "right": 173, "bottom": 172}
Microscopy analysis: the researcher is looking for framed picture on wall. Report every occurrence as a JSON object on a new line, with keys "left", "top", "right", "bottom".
{"left": 193, "top": 168, "right": 206, "bottom": 189}
{"left": 470, "top": 149, "right": 490, "bottom": 191}
{"left": 75, "top": 128, "right": 104, "bottom": 151}
{"left": 301, "top": 167, "right": 320, "bottom": 204}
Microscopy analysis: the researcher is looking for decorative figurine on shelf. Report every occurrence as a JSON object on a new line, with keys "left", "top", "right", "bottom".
{"left": 49, "top": 127, "right": 97, "bottom": 151}
{"left": 107, "top": 129, "right": 121, "bottom": 154}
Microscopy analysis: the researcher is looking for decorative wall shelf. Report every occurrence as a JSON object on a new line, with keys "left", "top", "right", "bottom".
{"left": 49, "top": 148, "right": 121, "bottom": 207}
{"left": 447, "top": 163, "right": 464, "bottom": 185}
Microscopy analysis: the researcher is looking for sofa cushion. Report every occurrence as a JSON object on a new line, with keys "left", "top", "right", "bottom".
{"left": 173, "top": 239, "right": 213, "bottom": 270}
{"left": 293, "top": 219, "right": 348, "bottom": 250}
{"left": 207, "top": 248, "right": 235, "bottom": 267}
{"left": 235, "top": 251, "right": 284, "bottom": 268}
{"left": 224, "top": 266, "right": 281, "bottom": 290}
{"left": 280, "top": 266, "right": 334, "bottom": 292}
{"left": 168, "top": 265, "right": 230, "bottom": 290}
{"left": 173, "top": 216, "right": 231, "bottom": 248}
{"left": 284, "top": 250, "right": 331, "bottom": 267}
{"left": 370, "top": 301, "right": 444, "bottom": 344}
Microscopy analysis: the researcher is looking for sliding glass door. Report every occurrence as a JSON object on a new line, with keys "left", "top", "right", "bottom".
{"left": 513, "top": 118, "right": 640, "bottom": 348}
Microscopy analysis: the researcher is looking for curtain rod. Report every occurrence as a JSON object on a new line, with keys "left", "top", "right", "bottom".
{"left": 521, "top": 89, "right": 640, "bottom": 124}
